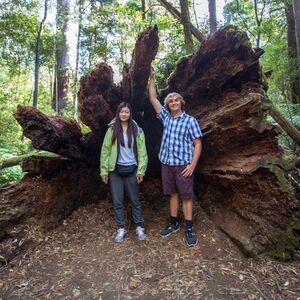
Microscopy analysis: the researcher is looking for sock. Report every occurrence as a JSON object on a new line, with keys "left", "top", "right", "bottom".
{"left": 170, "top": 216, "right": 179, "bottom": 226}
{"left": 185, "top": 220, "right": 193, "bottom": 229}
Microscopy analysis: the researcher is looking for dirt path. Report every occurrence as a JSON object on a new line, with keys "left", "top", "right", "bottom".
{"left": 0, "top": 200, "right": 299, "bottom": 299}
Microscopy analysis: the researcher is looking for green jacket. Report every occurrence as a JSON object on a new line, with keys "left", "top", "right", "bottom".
{"left": 100, "top": 125, "right": 148, "bottom": 176}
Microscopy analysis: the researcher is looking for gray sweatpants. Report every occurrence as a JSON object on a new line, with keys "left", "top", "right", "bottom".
{"left": 109, "top": 170, "right": 144, "bottom": 227}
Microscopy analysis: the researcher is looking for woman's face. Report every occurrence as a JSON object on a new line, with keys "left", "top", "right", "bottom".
{"left": 119, "top": 107, "right": 131, "bottom": 122}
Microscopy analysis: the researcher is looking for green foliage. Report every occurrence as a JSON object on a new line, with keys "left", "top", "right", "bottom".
{"left": 282, "top": 147, "right": 298, "bottom": 166}
{"left": 0, "top": 166, "right": 24, "bottom": 185}
{"left": 79, "top": 123, "right": 92, "bottom": 134}
{"left": 0, "top": 141, "right": 25, "bottom": 185}
{"left": 0, "top": 69, "right": 31, "bottom": 150}
{"left": 270, "top": 217, "right": 300, "bottom": 261}
{"left": 0, "top": 11, "right": 38, "bottom": 71}
{"left": 149, "top": 14, "right": 186, "bottom": 89}
{"left": 224, "top": 0, "right": 286, "bottom": 48}
{"left": 80, "top": 1, "right": 146, "bottom": 75}
{"left": 0, "top": 1, "right": 55, "bottom": 74}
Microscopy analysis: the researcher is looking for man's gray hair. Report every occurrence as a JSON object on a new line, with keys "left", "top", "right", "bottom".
{"left": 163, "top": 92, "right": 186, "bottom": 109}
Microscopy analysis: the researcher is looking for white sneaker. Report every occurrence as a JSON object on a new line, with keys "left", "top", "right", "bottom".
{"left": 136, "top": 226, "right": 147, "bottom": 241}
{"left": 115, "top": 228, "right": 126, "bottom": 243}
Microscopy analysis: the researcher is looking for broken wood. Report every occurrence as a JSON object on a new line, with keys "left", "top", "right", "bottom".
{"left": 0, "top": 152, "right": 59, "bottom": 171}
{"left": 0, "top": 154, "right": 33, "bottom": 171}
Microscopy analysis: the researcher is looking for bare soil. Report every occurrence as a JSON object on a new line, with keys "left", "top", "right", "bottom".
{"left": 0, "top": 199, "right": 299, "bottom": 300}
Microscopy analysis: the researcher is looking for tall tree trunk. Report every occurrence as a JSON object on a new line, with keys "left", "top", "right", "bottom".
{"left": 141, "top": 0, "right": 146, "bottom": 20}
{"left": 286, "top": 3, "right": 300, "bottom": 104}
{"left": 53, "top": 0, "right": 70, "bottom": 114}
{"left": 293, "top": 0, "right": 300, "bottom": 57}
{"left": 208, "top": 0, "right": 217, "bottom": 34}
{"left": 253, "top": 0, "right": 266, "bottom": 49}
{"left": 287, "top": 4, "right": 297, "bottom": 57}
{"left": 293, "top": 0, "right": 300, "bottom": 100}
{"left": 73, "top": 0, "right": 83, "bottom": 120}
{"left": 179, "top": 0, "right": 193, "bottom": 53}
{"left": 192, "top": 0, "right": 199, "bottom": 30}
{"left": 33, "top": 0, "right": 48, "bottom": 108}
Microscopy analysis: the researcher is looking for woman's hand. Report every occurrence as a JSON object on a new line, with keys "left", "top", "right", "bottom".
{"left": 137, "top": 175, "right": 144, "bottom": 183}
{"left": 101, "top": 175, "right": 108, "bottom": 184}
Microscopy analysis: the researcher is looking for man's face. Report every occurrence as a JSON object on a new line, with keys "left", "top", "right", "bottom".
{"left": 167, "top": 97, "right": 182, "bottom": 112}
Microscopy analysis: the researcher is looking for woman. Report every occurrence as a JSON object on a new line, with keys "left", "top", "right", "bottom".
{"left": 100, "top": 102, "right": 148, "bottom": 243}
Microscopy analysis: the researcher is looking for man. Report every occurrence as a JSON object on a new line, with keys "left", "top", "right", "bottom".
{"left": 148, "top": 66, "right": 203, "bottom": 247}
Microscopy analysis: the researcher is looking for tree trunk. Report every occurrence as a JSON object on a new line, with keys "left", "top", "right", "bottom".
{"left": 192, "top": 0, "right": 199, "bottom": 30}
{"left": 141, "top": 0, "right": 146, "bottom": 20}
{"left": 293, "top": 0, "right": 300, "bottom": 58}
{"left": 33, "top": 0, "right": 48, "bottom": 108}
{"left": 292, "top": 0, "right": 300, "bottom": 102}
{"left": 179, "top": 0, "right": 194, "bottom": 54}
{"left": 0, "top": 153, "right": 53, "bottom": 170}
{"left": 269, "top": 104, "right": 300, "bottom": 147}
{"left": 53, "top": 0, "right": 70, "bottom": 114}
{"left": 208, "top": 0, "right": 217, "bottom": 34}
{"left": 286, "top": 3, "right": 300, "bottom": 104}
{"left": 73, "top": 0, "right": 83, "bottom": 120}
{"left": 2, "top": 26, "right": 299, "bottom": 257}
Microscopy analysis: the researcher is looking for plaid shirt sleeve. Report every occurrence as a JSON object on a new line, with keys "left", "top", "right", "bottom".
{"left": 157, "top": 106, "right": 170, "bottom": 122}
{"left": 188, "top": 117, "right": 203, "bottom": 140}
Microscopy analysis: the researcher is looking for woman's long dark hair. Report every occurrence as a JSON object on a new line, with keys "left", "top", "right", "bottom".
{"left": 112, "top": 102, "right": 138, "bottom": 148}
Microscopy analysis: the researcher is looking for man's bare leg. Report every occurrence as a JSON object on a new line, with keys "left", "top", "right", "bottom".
{"left": 182, "top": 198, "right": 193, "bottom": 220}
{"left": 170, "top": 193, "right": 180, "bottom": 217}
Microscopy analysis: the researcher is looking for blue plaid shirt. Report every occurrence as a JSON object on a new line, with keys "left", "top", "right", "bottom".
{"left": 157, "top": 107, "right": 203, "bottom": 166}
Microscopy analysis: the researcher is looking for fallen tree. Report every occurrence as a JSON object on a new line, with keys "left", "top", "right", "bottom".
{"left": 1, "top": 25, "right": 299, "bottom": 257}
{"left": 0, "top": 151, "right": 59, "bottom": 171}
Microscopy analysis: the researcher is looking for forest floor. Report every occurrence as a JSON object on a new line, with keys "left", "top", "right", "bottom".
{"left": 0, "top": 198, "right": 300, "bottom": 300}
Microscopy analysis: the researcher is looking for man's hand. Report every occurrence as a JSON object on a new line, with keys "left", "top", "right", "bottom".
{"left": 137, "top": 175, "right": 144, "bottom": 183}
{"left": 148, "top": 65, "right": 162, "bottom": 114}
{"left": 181, "top": 164, "right": 196, "bottom": 177}
{"left": 101, "top": 175, "right": 108, "bottom": 184}
{"left": 181, "top": 138, "right": 202, "bottom": 178}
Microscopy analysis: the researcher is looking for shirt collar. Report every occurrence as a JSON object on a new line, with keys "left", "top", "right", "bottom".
{"left": 172, "top": 111, "right": 186, "bottom": 119}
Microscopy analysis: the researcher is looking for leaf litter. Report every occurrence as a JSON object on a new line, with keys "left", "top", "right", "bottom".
{"left": 0, "top": 199, "right": 299, "bottom": 299}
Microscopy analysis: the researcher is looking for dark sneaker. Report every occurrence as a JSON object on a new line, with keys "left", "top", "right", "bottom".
{"left": 160, "top": 223, "right": 180, "bottom": 237}
{"left": 185, "top": 227, "right": 198, "bottom": 247}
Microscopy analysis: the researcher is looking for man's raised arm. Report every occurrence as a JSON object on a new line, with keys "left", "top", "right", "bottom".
{"left": 148, "top": 66, "right": 162, "bottom": 114}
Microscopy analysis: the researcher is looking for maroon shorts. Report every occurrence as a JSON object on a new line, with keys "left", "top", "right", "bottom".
{"left": 161, "top": 164, "right": 194, "bottom": 199}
